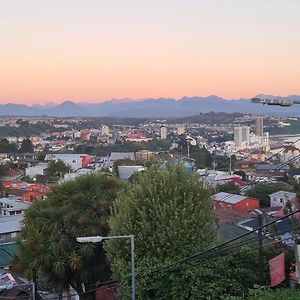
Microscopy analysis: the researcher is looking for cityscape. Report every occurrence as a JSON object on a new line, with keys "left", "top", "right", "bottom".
{"left": 1, "top": 1, "right": 300, "bottom": 299}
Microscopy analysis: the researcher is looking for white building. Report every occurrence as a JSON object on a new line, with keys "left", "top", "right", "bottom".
{"left": 269, "top": 191, "right": 296, "bottom": 207}
{"left": 118, "top": 166, "right": 146, "bottom": 180}
{"left": 101, "top": 125, "right": 110, "bottom": 136}
{"left": 25, "top": 163, "right": 48, "bottom": 178}
{"left": 45, "top": 154, "right": 84, "bottom": 171}
{"left": 0, "top": 198, "right": 30, "bottom": 216}
{"left": 177, "top": 125, "right": 185, "bottom": 135}
{"left": 234, "top": 126, "right": 250, "bottom": 149}
{"left": 160, "top": 126, "right": 167, "bottom": 139}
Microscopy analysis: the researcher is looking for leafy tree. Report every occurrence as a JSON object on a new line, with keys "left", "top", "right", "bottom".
{"left": 36, "top": 152, "right": 46, "bottom": 161}
{"left": 246, "top": 183, "right": 293, "bottom": 207}
{"left": 20, "top": 138, "right": 34, "bottom": 153}
{"left": 0, "top": 138, "right": 17, "bottom": 153}
{"left": 14, "top": 174, "right": 125, "bottom": 299}
{"left": 217, "top": 181, "right": 240, "bottom": 194}
{"left": 234, "top": 170, "right": 246, "bottom": 181}
{"left": 105, "top": 165, "right": 216, "bottom": 299}
{"left": 0, "top": 163, "right": 10, "bottom": 177}
{"left": 47, "top": 160, "right": 71, "bottom": 177}
{"left": 190, "top": 147, "right": 213, "bottom": 169}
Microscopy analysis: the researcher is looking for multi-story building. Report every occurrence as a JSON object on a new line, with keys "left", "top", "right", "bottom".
{"left": 160, "top": 126, "right": 167, "bottom": 139}
{"left": 255, "top": 116, "right": 264, "bottom": 137}
{"left": 234, "top": 126, "right": 250, "bottom": 149}
{"left": 101, "top": 125, "right": 110, "bottom": 136}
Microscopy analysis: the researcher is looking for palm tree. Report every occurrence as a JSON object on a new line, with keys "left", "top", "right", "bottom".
{"left": 14, "top": 173, "right": 124, "bottom": 299}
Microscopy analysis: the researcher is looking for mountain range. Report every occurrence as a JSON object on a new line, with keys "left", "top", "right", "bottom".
{"left": 1, "top": 95, "right": 300, "bottom": 118}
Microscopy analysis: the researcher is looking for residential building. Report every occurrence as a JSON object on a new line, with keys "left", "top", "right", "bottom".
{"left": 135, "top": 150, "right": 155, "bottom": 161}
{"left": 110, "top": 152, "right": 135, "bottom": 161}
{"left": 234, "top": 126, "right": 250, "bottom": 149}
{"left": 0, "top": 198, "right": 29, "bottom": 216}
{"left": 160, "top": 126, "right": 167, "bottom": 139}
{"left": 213, "top": 192, "right": 260, "bottom": 211}
{"left": 269, "top": 191, "right": 297, "bottom": 207}
{"left": 101, "top": 125, "right": 110, "bottom": 136}
{"left": 25, "top": 163, "right": 48, "bottom": 178}
{"left": 281, "top": 145, "right": 300, "bottom": 164}
{"left": 45, "top": 154, "right": 91, "bottom": 171}
{"left": 177, "top": 125, "right": 185, "bottom": 135}
{"left": 118, "top": 166, "right": 146, "bottom": 180}
{"left": 255, "top": 116, "right": 264, "bottom": 136}
{"left": 0, "top": 215, "right": 24, "bottom": 243}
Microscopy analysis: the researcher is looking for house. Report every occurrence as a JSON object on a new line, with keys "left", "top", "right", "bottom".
{"left": 118, "top": 166, "right": 146, "bottom": 180}
{"left": 135, "top": 150, "right": 155, "bottom": 161}
{"left": 0, "top": 215, "right": 24, "bottom": 244}
{"left": 110, "top": 152, "right": 135, "bottom": 161}
{"left": 45, "top": 153, "right": 91, "bottom": 171}
{"left": 25, "top": 163, "right": 48, "bottom": 178}
{"left": 269, "top": 191, "right": 297, "bottom": 207}
{"left": 254, "top": 163, "right": 289, "bottom": 180}
{"left": 213, "top": 192, "right": 260, "bottom": 211}
{"left": 0, "top": 170, "right": 23, "bottom": 183}
{"left": 0, "top": 198, "right": 29, "bottom": 216}
{"left": 281, "top": 145, "right": 300, "bottom": 164}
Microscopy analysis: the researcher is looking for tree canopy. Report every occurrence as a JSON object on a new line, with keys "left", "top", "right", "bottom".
{"left": 246, "top": 182, "right": 294, "bottom": 207}
{"left": 20, "top": 138, "right": 34, "bottom": 153}
{"left": 14, "top": 173, "right": 124, "bottom": 299}
{"left": 217, "top": 181, "right": 240, "bottom": 194}
{"left": 105, "top": 165, "right": 216, "bottom": 299}
{"left": 47, "top": 160, "right": 71, "bottom": 177}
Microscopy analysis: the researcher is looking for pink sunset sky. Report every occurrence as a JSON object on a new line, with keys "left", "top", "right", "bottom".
{"left": 1, "top": 0, "right": 300, "bottom": 104}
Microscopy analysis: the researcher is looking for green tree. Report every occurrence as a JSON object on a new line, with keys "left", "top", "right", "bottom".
{"left": 217, "top": 181, "right": 240, "bottom": 194}
{"left": 246, "top": 183, "right": 292, "bottom": 207}
{"left": 0, "top": 163, "right": 9, "bottom": 177}
{"left": 0, "top": 138, "right": 17, "bottom": 153}
{"left": 48, "top": 160, "right": 71, "bottom": 177}
{"left": 190, "top": 147, "right": 213, "bottom": 169}
{"left": 20, "top": 138, "right": 34, "bottom": 153}
{"left": 14, "top": 174, "right": 125, "bottom": 299}
{"left": 105, "top": 165, "right": 216, "bottom": 299}
{"left": 234, "top": 170, "right": 246, "bottom": 181}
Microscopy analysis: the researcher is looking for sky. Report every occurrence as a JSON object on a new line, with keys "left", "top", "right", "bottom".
{"left": 0, "top": 0, "right": 300, "bottom": 104}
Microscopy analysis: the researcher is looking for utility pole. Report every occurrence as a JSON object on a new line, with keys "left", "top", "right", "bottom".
{"left": 256, "top": 210, "right": 264, "bottom": 285}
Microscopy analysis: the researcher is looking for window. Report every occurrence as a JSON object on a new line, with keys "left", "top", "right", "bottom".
{"left": 11, "top": 232, "right": 17, "bottom": 238}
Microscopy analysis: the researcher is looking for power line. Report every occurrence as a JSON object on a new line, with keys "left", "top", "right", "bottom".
{"left": 143, "top": 208, "right": 300, "bottom": 276}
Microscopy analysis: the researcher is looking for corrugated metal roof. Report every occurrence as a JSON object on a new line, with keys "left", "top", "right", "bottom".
{"left": 213, "top": 192, "right": 247, "bottom": 204}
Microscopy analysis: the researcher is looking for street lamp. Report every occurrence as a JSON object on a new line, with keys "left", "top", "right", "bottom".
{"left": 76, "top": 235, "right": 135, "bottom": 300}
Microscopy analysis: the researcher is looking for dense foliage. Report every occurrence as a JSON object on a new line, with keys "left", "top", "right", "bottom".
{"left": 14, "top": 174, "right": 124, "bottom": 299}
{"left": 20, "top": 138, "right": 34, "bottom": 153}
{"left": 105, "top": 165, "right": 216, "bottom": 299}
{"left": 246, "top": 182, "right": 294, "bottom": 207}
{"left": 217, "top": 181, "right": 240, "bottom": 194}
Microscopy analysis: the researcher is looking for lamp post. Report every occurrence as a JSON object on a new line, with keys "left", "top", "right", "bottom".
{"left": 76, "top": 235, "right": 135, "bottom": 300}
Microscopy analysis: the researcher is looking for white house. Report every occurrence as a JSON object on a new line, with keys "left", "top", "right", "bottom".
{"left": 269, "top": 191, "right": 296, "bottom": 207}
{"left": 45, "top": 154, "right": 84, "bottom": 171}
{"left": 0, "top": 198, "right": 30, "bottom": 216}
{"left": 25, "top": 163, "right": 48, "bottom": 178}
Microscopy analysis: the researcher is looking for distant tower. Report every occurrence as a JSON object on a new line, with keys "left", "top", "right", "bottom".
{"left": 255, "top": 116, "right": 264, "bottom": 137}
{"left": 101, "top": 125, "right": 110, "bottom": 136}
{"left": 160, "top": 126, "right": 167, "bottom": 139}
{"left": 234, "top": 126, "right": 250, "bottom": 149}
{"left": 177, "top": 125, "right": 185, "bottom": 135}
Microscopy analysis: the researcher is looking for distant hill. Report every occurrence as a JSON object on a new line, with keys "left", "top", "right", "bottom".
{"left": 1, "top": 95, "right": 300, "bottom": 117}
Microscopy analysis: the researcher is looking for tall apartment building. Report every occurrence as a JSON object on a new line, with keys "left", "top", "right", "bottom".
{"left": 234, "top": 126, "right": 250, "bottom": 149}
{"left": 160, "top": 126, "right": 167, "bottom": 139}
{"left": 177, "top": 125, "right": 185, "bottom": 135}
{"left": 101, "top": 125, "right": 110, "bottom": 136}
{"left": 255, "top": 116, "right": 264, "bottom": 137}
